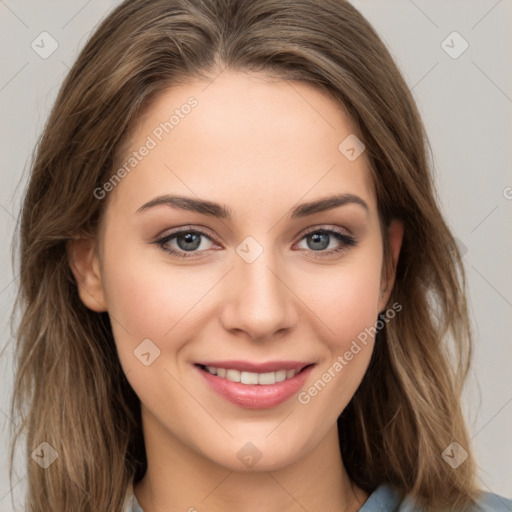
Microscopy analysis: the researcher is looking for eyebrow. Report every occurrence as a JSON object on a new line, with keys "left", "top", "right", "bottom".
{"left": 136, "top": 193, "right": 369, "bottom": 219}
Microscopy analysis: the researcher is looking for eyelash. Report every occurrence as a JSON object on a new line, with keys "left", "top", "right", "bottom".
{"left": 153, "top": 226, "right": 357, "bottom": 260}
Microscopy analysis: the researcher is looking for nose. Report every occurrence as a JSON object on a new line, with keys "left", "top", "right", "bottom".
{"left": 219, "top": 250, "right": 298, "bottom": 341}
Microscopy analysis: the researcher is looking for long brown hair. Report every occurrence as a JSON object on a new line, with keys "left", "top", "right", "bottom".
{"left": 8, "top": 0, "right": 480, "bottom": 510}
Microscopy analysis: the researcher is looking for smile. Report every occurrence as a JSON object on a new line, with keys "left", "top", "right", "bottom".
{"left": 201, "top": 365, "right": 300, "bottom": 385}
{"left": 194, "top": 361, "right": 315, "bottom": 409}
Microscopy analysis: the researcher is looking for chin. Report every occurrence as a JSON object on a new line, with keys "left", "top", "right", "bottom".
{"left": 197, "top": 430, "right": 314, "bottom": 473}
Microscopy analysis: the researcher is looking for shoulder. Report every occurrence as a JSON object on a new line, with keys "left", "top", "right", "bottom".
{"left": 360, "top": 484, "right": 512, "bottom": 512}
{"left": 121, "top": 481, "right": 512, "bottom": 512}
{"left": 122, "top": 480, "right": 144, "bottom": 512}
{"left": 470, "top": 491, "right": 512, "bottom": 512}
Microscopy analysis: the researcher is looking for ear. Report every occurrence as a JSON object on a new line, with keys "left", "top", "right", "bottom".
{"left": 378, "top": 219, "right": 404, "bottom": 311}
{"left": 66, "top": 236, "right": 107, "bottom": 312}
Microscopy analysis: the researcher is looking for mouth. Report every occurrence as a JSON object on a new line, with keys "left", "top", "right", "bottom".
{"left": 196, "top": 363, "right": 312, "bottom": 385}
{"left": 194, "top": 361, "right": 315, "bottom": 409}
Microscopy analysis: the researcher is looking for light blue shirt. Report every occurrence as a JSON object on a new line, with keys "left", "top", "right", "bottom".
{"left": 122, "top": 481, "right": 512, "bottom": 511}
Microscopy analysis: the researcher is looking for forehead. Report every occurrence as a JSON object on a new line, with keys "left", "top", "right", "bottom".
{"left": 106, "top": 71, "right": 376, "bottom": 220}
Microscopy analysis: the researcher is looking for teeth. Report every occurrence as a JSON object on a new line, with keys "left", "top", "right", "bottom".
{"left": 241, "top": 371, "right": 259, "bottom": 384}
{"left": 226, "top": 369, "right": 241, "bottom": 382}
{"left": 203, "top": 366, "right": 299, "bottom": 385}
{"left": 275, "top": 370, "right": 287, "bottom": 382}
{"left": 258, "top": 372, "right": 276, "bottom": 385}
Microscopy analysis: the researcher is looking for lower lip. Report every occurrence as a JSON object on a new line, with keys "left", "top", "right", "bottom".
{"left": 196, "top": 365, "right": 315, "bottom": 409}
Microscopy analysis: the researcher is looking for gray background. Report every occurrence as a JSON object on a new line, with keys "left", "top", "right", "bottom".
{"left": 1, "top": 0, "right": 511, "bottom": 509}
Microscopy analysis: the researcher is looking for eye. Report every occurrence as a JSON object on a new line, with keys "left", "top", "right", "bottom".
{"left": 294, "top": 227, "right": 357, "bottom": 258}
{"left": 154, "top": 227, "right": 216, "bottom": 259}
{"left": 153, "top": 225, "right": 357, "bottom": 260}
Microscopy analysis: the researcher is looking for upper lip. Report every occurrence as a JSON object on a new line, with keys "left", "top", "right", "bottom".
{"left": 195, "top": 360, "right": 314, "bottom": 373}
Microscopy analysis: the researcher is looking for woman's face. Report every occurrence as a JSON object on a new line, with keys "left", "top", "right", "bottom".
{"left": 70, "top": 71, "right": 402, "bottom": 471}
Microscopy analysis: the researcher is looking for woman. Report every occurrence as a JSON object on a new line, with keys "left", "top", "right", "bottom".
{"left": 8, "top": 0, "right": 511, "bottom": 511}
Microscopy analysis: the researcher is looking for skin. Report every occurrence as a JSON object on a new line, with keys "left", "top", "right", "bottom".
{"left": 68, "top": 70, "right": 403, "bottom": 512}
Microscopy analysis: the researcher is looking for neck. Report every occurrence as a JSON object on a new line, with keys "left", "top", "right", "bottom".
{"left": 134, "top": 407, "right": 368, "bottom": 512}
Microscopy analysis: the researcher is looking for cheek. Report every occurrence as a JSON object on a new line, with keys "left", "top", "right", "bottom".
{"left": 295, "top": 247, "right": 383, "bottom": 402}
{"left": 295, "top": 267, "right": 381, "bottom": 422}
{"left": 100, "top": 241, "right": 219, "bottom": 367}
{"left": 300, "top": 252, "right": 383, "bottom": 346}
{"left": 332, "top": 272, "right": 380, "bottom": 331}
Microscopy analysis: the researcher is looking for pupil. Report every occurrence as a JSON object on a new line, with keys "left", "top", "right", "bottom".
{"left": 309, "top": 232, "right": 329, "bottom": 250}
{"left": 177, "top": 233, "right": 201, "bottom": 251}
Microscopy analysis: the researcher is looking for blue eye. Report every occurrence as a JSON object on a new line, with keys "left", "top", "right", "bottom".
{"left": 155, "top": 228, "right": 215, "bottom": 258}
{"left": 295, "top": 228, "right": 357, "bottom": 258}
{"left": 154, "top": 226, "right": 356, "bottom": 259}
